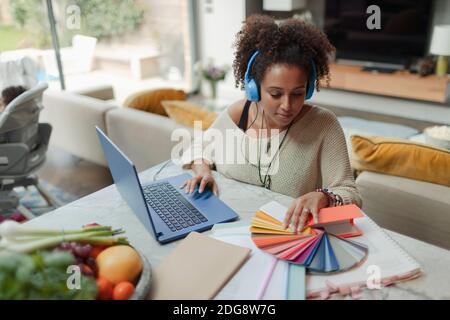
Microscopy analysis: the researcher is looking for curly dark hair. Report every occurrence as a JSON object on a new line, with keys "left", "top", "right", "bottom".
{"left": 232, "top": 15, "right": 335, "bottom": 92}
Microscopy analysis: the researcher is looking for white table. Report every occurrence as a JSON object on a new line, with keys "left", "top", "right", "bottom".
{"left": 28, "top": 162, "right": 450, "bottom": 299}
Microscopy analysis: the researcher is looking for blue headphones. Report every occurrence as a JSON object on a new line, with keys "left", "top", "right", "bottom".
{"left": 244, "top": 50, "right": 317, "bottom": 102}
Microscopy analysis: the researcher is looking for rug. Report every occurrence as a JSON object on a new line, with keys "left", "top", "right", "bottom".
{"left": 1, "top": 180, "right": 77, "bottom": 218}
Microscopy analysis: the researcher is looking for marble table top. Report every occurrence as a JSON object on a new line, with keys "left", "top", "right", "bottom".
{"left": 28, "top": 162, "right": 450, "bottom": 300}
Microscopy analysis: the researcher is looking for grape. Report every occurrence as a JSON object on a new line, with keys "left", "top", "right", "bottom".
{"left": 60, "top": 242, "right": 72, "bottom": 251}
{"left": 85, "top": 254, "right": 98, "bottom": 277}
{"left": 75, "top": 256, "right": 84, "bottom": 264}
{"left": 85, "top": 257, "right": 96, "bottom": 271}
{"left": 69, "top": 242, "right": 79, "bottom": 250}
{"left": 54, "top": 242, "right": 71, "bottom": 253}
{"left": 83, "top": 244, "right": 92, "bottom": 254}
{"left": 74, "top": 244, "right": 92, "bottom": 259}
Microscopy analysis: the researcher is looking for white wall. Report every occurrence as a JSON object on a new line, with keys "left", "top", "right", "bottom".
{"left": 0, "top": 0, "right": 12, "bottom": 24}
{"left": 197, "top": 0, "right": 246, "bottom": 101}
{"left": 432, "top": 0, "right": 450, "bottom": 26}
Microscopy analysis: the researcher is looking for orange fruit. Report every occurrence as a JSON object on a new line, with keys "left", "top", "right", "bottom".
{"left": 113, "top": 281, "right": 135, "bottom": 300}
{"left": 96, "top": 245, "right": 142, "bottom": 285}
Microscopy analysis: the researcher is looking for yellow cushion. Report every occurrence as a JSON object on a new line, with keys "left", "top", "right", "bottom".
{"left": 123, "top": 88, "right": 186, "bottom": 116}
{"left": 351, "top": 135, "right": 450, "bottom": 187}
{"left": 161, "top": 100, "right": 218, "bottom": 130}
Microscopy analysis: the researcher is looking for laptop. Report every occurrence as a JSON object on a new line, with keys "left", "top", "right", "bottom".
{"left": 95, "top": 127, "right": 239, "bottom": 244}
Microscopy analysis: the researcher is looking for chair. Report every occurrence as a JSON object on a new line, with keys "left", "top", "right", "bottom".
{"left": 0, "top": 82, "right": 62, "bottom": 218}
{"left": 0, "top": 56, "right": 39, "bottom": 90}
{"left": 42, "top": 34, "right": 97, "bottom": 77}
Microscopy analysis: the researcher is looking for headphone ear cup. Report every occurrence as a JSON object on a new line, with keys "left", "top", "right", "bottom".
{"left": 245, "top": 78, "right": 260, "bottom": 102}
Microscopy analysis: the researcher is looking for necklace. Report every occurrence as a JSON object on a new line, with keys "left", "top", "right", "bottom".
{"left": 238, "top": 104, "right": 294, "bottom": 189}
{"left": 257, "top": 109, "right": 293, "bottom": 190}
{"left": 239, "top": 102, "right": 269, "bottom": 166}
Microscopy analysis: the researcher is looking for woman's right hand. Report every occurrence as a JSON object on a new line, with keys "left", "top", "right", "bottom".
{"left": 181, "top": 172, "right": 219, "bottom": 196}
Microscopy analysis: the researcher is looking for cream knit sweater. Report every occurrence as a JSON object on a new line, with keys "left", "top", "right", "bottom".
{"left": 182, "top": 104, "right": 362, "bottom": 207}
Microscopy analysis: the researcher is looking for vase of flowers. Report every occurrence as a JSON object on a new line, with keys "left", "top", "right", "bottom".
{"left": 209, "top": 80, "right": 218, "bottom": 100}
{"left": 197, "top": 60, "right": 230, "bottom": 100}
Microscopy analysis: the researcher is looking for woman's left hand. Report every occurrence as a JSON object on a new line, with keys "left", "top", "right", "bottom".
{"left": 283, "top": 191, "right": 329, "bottom": 233}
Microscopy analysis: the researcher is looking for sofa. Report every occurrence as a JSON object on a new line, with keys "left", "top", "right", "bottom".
{"left": 40, "top": 86, "right": 450, "bottom": 250}
{"left": 356, "top": 171, "right": 450, "bottom": 250}
{"left": 41, "top": 85, "right": 185, "bottom": 171}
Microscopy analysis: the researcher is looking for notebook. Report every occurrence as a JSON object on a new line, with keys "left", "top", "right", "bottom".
{"left": 305, "top": 216, "right": 422, "bottom": 297}
{"left": 211, "top": 221, "right": 289, "bottom": 300}
{"left": 149, "top": 231, "right": 251, "bottom": 300}
{"left": 212, "top": 221, "right": 306, "bottom": 300}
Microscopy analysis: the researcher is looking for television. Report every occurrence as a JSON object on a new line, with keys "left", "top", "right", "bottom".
{"left": 324, "top": 0, "right": 434, "bottom": 69}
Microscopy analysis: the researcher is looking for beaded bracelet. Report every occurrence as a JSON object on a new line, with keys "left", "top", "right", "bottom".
{"left": 315, "top": 188, "right": 344, "bottom": 207}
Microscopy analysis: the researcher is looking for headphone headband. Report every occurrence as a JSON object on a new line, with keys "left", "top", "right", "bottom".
{"left": 244, "top": 50, "right": 260, "bottom": 83}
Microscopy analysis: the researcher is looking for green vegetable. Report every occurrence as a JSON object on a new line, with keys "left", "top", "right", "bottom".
{"left": 0, "top": 221, "right": 128, "bottom": 253}
{"left": 0, "top": 250, "right": 97, "bottom": 300}
{"left": 0, "top": 221, "right": 112, "bottom": 238}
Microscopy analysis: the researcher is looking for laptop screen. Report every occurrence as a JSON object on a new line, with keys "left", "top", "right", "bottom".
{"left": 95, "top": 127, "right": 158, "bottom": 240}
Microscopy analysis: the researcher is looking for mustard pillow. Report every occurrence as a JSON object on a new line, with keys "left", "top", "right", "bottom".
{"left": 351, "top": 135, "right": 450, "bottom": 187}
{"left": 161, "top": 100, "right": 218, "bottom": 130}
{"left": 123, "top": 88, "right": 186, "bottom": 116}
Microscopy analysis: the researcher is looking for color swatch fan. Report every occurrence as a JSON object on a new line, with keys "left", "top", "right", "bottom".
{"left": 251, "top": 205, "right": 368, "bottom": 273}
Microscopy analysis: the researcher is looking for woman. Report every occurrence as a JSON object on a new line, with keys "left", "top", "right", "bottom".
{"left": 181, "top": 15, "right": 361, "bottom": 233}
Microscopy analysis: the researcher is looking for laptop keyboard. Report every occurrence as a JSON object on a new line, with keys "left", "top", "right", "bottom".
{"left": 142, "top": 182, "right": 208, "bottom": 232}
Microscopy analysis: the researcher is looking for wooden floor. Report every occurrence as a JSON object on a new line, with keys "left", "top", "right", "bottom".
{"left": 37, "top": 146, "right": 113, "bottom": 199}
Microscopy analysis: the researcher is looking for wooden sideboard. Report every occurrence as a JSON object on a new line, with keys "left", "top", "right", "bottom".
{"left": 325, "top": 63, "right": 450, "bottom": 104}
